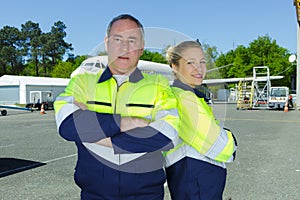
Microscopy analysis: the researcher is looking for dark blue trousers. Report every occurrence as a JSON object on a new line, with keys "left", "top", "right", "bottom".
{"left": 73, "top": 144, "right": 165, "bottom": 200}
{"left": 76, "top": 163, "right": 165, "bottom": 200}
{"left": 166, "top": 157, "right": 226, "bottom": 200}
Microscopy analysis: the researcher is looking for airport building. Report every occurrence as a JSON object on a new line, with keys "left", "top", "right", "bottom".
{"left": 0, "top": 75, "right": 69, "bottom": 105}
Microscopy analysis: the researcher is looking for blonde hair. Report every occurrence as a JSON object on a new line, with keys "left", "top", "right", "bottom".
{"left": 166, "top": 40, "right": 203, "bottom": 79}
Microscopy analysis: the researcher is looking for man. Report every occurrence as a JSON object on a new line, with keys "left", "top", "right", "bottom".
{"left": 54, "top": 14, "right": 179, "bottom": 199}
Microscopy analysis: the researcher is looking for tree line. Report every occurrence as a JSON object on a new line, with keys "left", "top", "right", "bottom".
{"left": 215, "top": 35, "right": 294, "bottom": 88}
{"left": 0, "top": 20, "right": 73, "bottom": 76}
{"left": 0, "top": 21, "right": 295, "bottom": 88}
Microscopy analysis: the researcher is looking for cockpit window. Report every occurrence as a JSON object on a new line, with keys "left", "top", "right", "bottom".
{"left": 84, "top": 63, "right": 94, "bottom": 66}
{"left": 141, "top": 69, "right": 173, "bottom": 81}
{"left": 95, "top": 62, "right": 101, "bottom": 68}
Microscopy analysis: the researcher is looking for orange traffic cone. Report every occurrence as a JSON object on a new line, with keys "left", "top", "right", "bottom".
{"left": 40, "top": 103, "right": 46, "bottom": 114}
{"left": 284, "top": 102, "right": 288, "bottom": 113}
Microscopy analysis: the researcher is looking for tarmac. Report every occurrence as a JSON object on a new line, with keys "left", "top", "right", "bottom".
{"left": 0, "top": 104, "right": 300, "bottom": 200}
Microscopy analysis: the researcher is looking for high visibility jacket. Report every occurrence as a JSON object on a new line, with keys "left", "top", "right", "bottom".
{"left": 164, "top": 80, "right": 237, "bottom": 168}
{"left": 54, "top": 67, "right": 179, "bottom": 173}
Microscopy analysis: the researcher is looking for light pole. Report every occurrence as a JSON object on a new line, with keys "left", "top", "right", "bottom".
{"left": 288, "top": 54, "right": 299, "bottom": 108}
{"left": 293, "top": 0, "right": 300, "bottom": 109}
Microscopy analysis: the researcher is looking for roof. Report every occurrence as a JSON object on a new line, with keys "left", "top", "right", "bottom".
{"left": 0, "top": 75, "right": 70, "bottom": 86}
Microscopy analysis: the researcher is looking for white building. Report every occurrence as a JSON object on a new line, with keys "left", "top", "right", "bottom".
{"left": 0, "top": 75, "right": 69, "bottom": 104}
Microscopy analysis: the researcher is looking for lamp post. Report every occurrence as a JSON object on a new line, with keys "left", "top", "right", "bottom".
{"left": 293, "top": 0, "right": 300, "bottom": 110}
{"left": 289, "top": 54, "right": 300, "bottom": 109}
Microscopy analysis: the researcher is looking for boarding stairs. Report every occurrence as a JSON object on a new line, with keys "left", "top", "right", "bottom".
{"left": 251, "top": 66, "right": 271, "bottom": 108}
{"left": 236, "top": 66, "right": 271, "bottom": 109}
{"left": 236, "top": 80, "right": 253, "bottom": 110}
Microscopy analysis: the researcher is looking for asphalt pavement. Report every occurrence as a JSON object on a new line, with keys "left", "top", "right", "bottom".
{"left": 0, "top": 104, "right": 300, "bottom": 200}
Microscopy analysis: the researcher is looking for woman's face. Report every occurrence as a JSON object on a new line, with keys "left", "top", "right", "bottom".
{"left": 173, "top": 47, "right": 207, "bottom": 88}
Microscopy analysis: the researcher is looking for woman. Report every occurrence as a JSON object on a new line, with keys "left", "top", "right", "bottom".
{"left": 165, "top": 41, "right": 237, "bottom": 200}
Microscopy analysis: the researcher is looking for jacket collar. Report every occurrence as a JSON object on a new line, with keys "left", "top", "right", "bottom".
{"left": 172, "top": 79, "right": 194, "bottom": 92}
{"left": 98, "top": 66, "right": 144, "bottom": 83}
{"left": 172, "top": 79, "right": 206, "bottom": 99}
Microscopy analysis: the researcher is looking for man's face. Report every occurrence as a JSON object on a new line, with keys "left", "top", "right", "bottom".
{"left": 105, "top": 19, "right": 144, "bottom": 75}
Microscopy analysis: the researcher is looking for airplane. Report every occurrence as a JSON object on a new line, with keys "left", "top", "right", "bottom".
{"left": 72, "top": 55, "right": 283, "bottom": 85}
{"left": 71, "top": 55, "right": 173, "bottom": 81}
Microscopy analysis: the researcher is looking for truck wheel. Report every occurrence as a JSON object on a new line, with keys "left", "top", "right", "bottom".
{"left": 1, "top": 109, "right": 7, "bottom": 116}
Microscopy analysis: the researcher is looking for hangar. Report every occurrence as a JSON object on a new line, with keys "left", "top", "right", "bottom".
{"left": 0, "top": 75, "right": 69, "bottom": 105}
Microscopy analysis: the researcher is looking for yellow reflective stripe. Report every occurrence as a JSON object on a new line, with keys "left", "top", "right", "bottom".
{"left": 54, "top": 100, "right": 65, "bottom": 114}
{"left": 214, "top": 130, "right": 235, "bottom": 162}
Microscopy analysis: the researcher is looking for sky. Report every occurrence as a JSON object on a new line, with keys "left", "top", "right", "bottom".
{"left": 0, "top": 0, "right": 298, "bottom": 56}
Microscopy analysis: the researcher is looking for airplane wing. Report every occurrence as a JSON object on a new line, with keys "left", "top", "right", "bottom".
{"left": 203, "top": 76, "right": 284, "bottom": 85}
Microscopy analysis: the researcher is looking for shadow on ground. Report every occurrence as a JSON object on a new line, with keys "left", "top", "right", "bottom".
{"left": 0, "top": 158, "right": 46, "bottom": 178}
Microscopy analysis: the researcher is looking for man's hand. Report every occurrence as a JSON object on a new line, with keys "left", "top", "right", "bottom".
{"left": 120, "top": 117, "right": 149, "bottom": 132}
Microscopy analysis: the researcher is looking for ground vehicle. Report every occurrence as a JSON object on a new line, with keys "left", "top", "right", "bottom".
{"left": 0, "top": 105, "right": 33, "bottom": 116}
{"left": 0, "top": 107, "right": 7, "bottom": 116}
{"left": 268, "top": 87, "right": 293, "bottom": 109}
{"left": 25, "top": 91, "right": 54, "bottom": 110}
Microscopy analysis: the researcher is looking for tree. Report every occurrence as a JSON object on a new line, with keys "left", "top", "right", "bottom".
{"left": 51, "top": 55, "right": 87, "bottom": 78}
{"left": 39, "top": 32, "right": 52, "bottom": 75}
{"left": 248, "top": 35, "right": 291, "bottom": 85}
{"left": 46, "top": 21, "right": 73, "bottom": 67}
{"left": 21, "top": 21, "right": 42, "bottom": 76}
{"left": 0, "top": 26, "right": 24, "bottom": 75}
{"left": 202, "top": 43, "right": 220, "bottom": 79}
{"left": 215, "top": 35, "right": 292, "bottom": 87}
{"left": 140, "top": 49, "right": 167, "bottom": 63}
{"left": 51, "top": 61, "right": 75, "bottom": 78}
